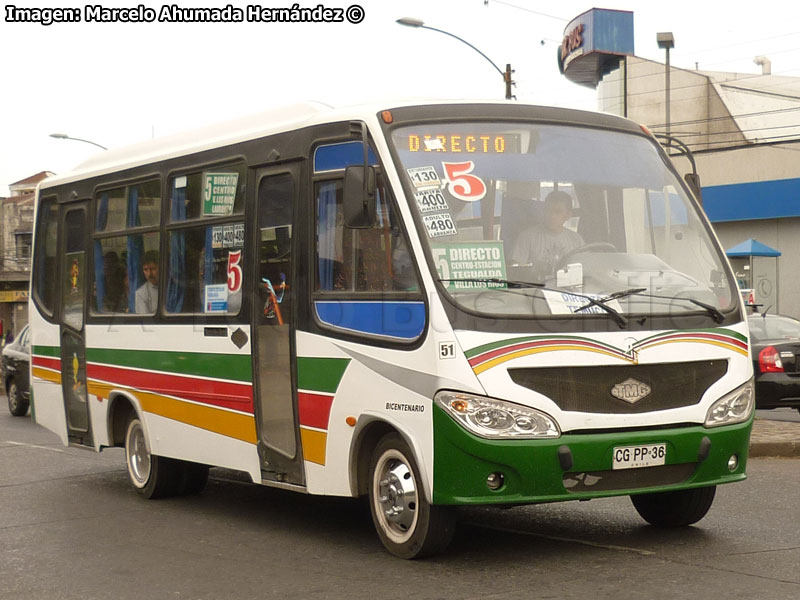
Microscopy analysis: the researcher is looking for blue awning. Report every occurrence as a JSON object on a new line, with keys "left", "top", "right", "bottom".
{"left": 725, "top": 238, "right": 781, "bottom": 257}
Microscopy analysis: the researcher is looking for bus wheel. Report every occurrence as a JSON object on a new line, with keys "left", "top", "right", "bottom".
{"left": 631, "top": 486, "right": 716, "bottom": 527}
{"left": 7, "top": 380, "right": 29, "bottom": 417}
{"left": 124, "top": 417, "right": 181, "bottom": 499}
{"left": 368, "top": 433, "right": 456, "bottom": 559}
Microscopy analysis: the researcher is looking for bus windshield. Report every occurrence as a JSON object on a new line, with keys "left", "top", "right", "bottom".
{"left": 390, "top": 121, "right": 735, "bottom": 320}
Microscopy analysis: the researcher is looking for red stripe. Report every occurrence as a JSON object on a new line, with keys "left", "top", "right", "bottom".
{"left": 32, "top": 356, "right": 61, "bottom": 371}
{"left": 469, "top": 339, "right": 626, "bottom": 367}
{"left": 86, "top": 363, "right": 253, "bottom": 413}
{"left": 297, "top": 392, "right": 334, "bottom": 430}
{"left": 641, "top": 332, "right": 748, "bottom": 350}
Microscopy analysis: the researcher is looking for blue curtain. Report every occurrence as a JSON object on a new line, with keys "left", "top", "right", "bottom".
{"left": 204, "top": 226, "right": 214, "bottom": 287}
{"left": 317, "top": 182, "right": 338, "bottom": 290}
{"left": 126, "top": 187, "right": 143, "bottom": 312}
{"left": 93, "top": 194, "right": 109, "bottom": 311}
{"left": 166, "top": 183, "right": 186, "bottom": 312}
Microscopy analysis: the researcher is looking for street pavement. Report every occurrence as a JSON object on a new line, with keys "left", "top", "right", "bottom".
{"left": 750, "top": 412, "right": 800, "bottom": 457}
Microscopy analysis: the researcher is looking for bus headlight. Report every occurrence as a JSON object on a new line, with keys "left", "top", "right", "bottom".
{"left": 704, "top": 379, "right": 755, "bottom": 428}
{"left": 435, "top": 391, "right": 560, "bottom": 439}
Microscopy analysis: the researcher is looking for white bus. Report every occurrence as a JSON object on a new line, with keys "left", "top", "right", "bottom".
{"left": 29, "top": 101, "right": 754, "bottom": 558}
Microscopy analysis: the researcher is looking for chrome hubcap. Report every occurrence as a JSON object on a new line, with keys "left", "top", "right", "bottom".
{"left": 8, "top": 383, "right": 18, "bottom": 410}
{"left": 126, "top": 421, "right": 151, "bottom": 487}
{"left": 374, "top": 450, "right": 418, "bottom": 542}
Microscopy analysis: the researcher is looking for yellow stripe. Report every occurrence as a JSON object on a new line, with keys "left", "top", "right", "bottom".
{"left": 639, "top": 338, "right": 749, "bottom": 356}
{"left": 300, "top": 428, "right": 327, "bottom": 465}
{"left": 32, "top": 367, "right": 61, "bottom": 384}
{"left": 85, "top": 377, "right": 257, "bottom": 445}
{"left": 473, "top": 345, "right": 627, "bottom": 375}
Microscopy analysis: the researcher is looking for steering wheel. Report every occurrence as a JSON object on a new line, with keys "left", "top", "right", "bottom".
{"left": 556, "top": 242, "right": 618, "bottom": 270}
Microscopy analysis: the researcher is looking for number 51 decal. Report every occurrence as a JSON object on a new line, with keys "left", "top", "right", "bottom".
{"left": 442, "top": 161, "right": 486, "bottom": 202}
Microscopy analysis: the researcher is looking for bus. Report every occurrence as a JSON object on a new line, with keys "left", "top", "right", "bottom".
{"left": 29, "top": 101, "right": 754, "bottom": 558}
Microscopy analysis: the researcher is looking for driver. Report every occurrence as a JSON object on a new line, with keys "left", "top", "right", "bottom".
{"left": 511, "top": 190, "right": 584, "bottom": 281}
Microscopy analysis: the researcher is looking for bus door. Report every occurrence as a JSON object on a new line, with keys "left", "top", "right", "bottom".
{"left": 58, "top": 204, "right": 92, "bottom": 446}
{"left": 252, "top": 165, "right": 304, "bottom": 484}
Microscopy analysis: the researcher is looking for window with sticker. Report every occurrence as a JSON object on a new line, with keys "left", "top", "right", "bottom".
{"left": 391, "top": 122, "right": 735, "bottom": 319}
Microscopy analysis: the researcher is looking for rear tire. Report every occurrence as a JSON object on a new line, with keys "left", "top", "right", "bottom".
{"left": 7, "top": 380, "right": 29, "bottom": 416}
{"left": 631, "top": 486, "right": 716, "bottom": 527}
{"left": 368, "top": 433, "right": 456, "bottom": 559}
{"left": 124, "top": 417, "right": 183, "bottom": 499}
{"left": 178, "top": 461, "right": 210, "bottom": 495}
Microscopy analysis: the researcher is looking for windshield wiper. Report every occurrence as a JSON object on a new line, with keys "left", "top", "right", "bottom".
{"left": 633, "top": 292, "right": 725, "bottom": 323}
{"left": 439, "top": 277, "right": 544, "bottom": 289}
{"left": 572, "top": 288, "right": 646, "bottom": 328}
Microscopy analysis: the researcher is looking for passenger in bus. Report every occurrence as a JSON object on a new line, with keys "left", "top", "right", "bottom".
{"left": 510, "top": 190, "right": 583, "bottom": 281}
{"left": 135, "top": 250, "right": 159, "bottom": 313}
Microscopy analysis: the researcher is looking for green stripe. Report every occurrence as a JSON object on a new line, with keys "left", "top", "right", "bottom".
{"left": 637, "top": 328, "right": 747, "bottom": 345}
{"left": 297, "top": 357, "right": 350, "bottom": 393}
{"left": 85, "top": 348, "right": 252, "bottom": 382}
{"left": 32, "top": 345, "right": 60, "bottom": 358}
{"left": 465, "top": 335, "right": 622, "bottom": 359}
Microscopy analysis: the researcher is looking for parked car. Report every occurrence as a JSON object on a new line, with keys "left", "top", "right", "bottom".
{"left": 748, "top": 313, "right": 800, "bottom": 414}
{"left": 1, "top": 324, "right": 30, "bottom": 416}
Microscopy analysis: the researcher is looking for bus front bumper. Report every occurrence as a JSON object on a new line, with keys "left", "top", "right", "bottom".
{"left": 432, "top": 404, "right": 753, "bottom": 505}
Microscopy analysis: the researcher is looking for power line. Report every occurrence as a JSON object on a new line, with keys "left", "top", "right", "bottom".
{"left": 486, "top": 0, "right": 568, "bottom": 22}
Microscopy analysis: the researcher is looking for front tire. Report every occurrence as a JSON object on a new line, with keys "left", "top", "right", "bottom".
{"left": 368, "top": 433, "right": 456, "bottom": 559}
{"left": 7, "top": 379, "right": 29, "bottom": 416}
{"left": 631, "top": 486, "right": 716, "bottom": 527}
{"left": 124, "top": 417, "right": 183, "bottom": 499}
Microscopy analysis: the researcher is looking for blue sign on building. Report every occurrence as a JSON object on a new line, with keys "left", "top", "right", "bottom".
{"left": 558, "top": 8, "right": 634, "bottom": 88}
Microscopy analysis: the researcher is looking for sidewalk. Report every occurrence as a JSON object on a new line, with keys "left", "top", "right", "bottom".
{"left": 749, "top": 417, "right": 800, "bottom": 458}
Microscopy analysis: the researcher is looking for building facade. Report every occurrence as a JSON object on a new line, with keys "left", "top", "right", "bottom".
{"left": 1, "top": 171, "right": 53, "bottom": 340}
{"left": 597, "top": 57, "right": 800, "bottom": 318}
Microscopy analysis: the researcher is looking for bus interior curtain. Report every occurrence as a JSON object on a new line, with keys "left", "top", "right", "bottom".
{"left": 317, "top": 182, "right": 338, "bottom": 290}
{"left": 93, "top": 193, "right": 109, "bottom": 311}
{"left": 166, "top": 184, "right": 186, "bottom": 312}
{"left": 126, "top": 187, "right": 143, "bottom": 312}
{"left": 204, "top": 226, "right": 214, "bottom": 288}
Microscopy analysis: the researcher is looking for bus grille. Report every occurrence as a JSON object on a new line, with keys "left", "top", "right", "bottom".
{"left": 507, "top": 360, "right": 728, "bottom": 414}
{"left": 563, "top": 463, "right": 696, "bottom": 493}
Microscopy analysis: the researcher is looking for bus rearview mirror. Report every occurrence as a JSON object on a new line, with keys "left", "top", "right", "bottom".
{"left": 684, "top": 173, "right": 703, "bottom": 205}
{"left": 344, "top": 165, "right": 377, "bottom": 228}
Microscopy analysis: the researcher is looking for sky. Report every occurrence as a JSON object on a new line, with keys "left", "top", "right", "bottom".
{"left": 2, "top": 0, "right": 799, "bottom": 195}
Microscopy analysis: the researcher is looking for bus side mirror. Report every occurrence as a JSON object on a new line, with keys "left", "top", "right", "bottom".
{"left": 343, "top": 165, "right": 377, "bottom": 228}
{"left": 684, "top": 173, "right": 703, "bottom": 205}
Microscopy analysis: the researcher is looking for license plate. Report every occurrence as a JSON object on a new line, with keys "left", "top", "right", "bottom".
{"left": 612, "top": 443, "right": 666, "bottom": 470}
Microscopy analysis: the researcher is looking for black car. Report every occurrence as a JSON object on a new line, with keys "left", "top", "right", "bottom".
{"left": 1, "top": 324, "right": 30, "bottom": 416}
{"left": 748, "top": 313, "right": 800, "bottom": 414}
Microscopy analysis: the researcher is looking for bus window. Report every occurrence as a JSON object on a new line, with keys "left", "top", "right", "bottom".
{"left": 165, "top": 169, "right": 246, "bottom": 315}
{"left": 32, "top": 197, "right": 59, "bottom": 315}
{"left": 315, "top": 176, "right": 417, "bottom": 293}
{"left": 166, "top": 224, "right": 244, "bottom": 314}
{"left": 92, "top": 181, "right": 161, "bottom": 315}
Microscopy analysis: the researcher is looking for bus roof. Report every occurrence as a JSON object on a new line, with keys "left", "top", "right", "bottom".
{"left": 38, "top": 99, "right": 640, "bottom": 191}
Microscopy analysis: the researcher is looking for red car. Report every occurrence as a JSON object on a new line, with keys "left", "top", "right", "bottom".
{"left": 748, "top": 313, "right": 800, "bottom": 414}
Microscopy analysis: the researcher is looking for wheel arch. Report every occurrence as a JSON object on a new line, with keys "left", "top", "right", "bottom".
{"left": 349, "top": 415, "right": 432, "bottom": 503}
{"left": 107, "top": 391, "right": 143, "bottom": 447}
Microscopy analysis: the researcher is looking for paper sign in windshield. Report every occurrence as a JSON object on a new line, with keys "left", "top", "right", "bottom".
{"left": 205, "top": 284, "right": 228, "bottom": 313}
{"left": 542, "top": 290, "right": 622, "bottom": 315}
{"left": 202, "top": 172, "right": 239, "bottom": 216}
{"left": 406, "top": 166, "right": 441, "bottom": 190}
{"left": 415, "top": 189, "right": 448, "bottom": 214}
{"left": 431, "top": 242, "right": 507, "bottom": 290}
{"left": 423, "top": 213, "right": 457, "bottom": 238}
